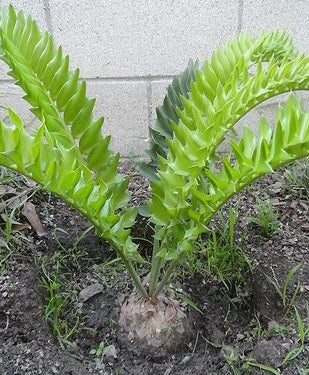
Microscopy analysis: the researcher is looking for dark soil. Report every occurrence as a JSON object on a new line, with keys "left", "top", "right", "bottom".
{"left": 0, "top": 161, "right": 308, "bottom": 374}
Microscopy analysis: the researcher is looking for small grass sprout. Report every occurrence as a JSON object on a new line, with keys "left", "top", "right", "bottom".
{"left": 189, "top": 209, "right": 250, "bottom": 290}
{"left": 267, "top": 323, "right": 288, "bottom": 337}
{"left": 284, "top": 159, "right": 309, "bottom": 200}
{"left": 242, "top": 361, "right": 281, "bottom": 375}
{"left": 94, "top": 257, "right": 130, "bottom": 292}
{"left": 281, "top": 305, "right": 309, "bottom": 365}
{"left": 0, "top": 239, "right": 12, "bottom": 274}
{"left": 51, "top": 227, "right": 91, "bottom": 272}
{"left": 265, "top": 263, "right": 302, "bottom": 314}
{"left": 250, "top": 313, "right": 288, "bottom": 339}
{"left": 246, "top": 198, "right": 279, "bottom": 237}
{"left": 296, "top": 366, "right": 309, "bottom": 374}
{"left": 251, "top": 313, "right": 264, "bottom": 339}
{"left": 0, "top": 168, "right": 36, "bottom": 272}
{"left": 175, "top": 290, "right": 203, "bottom": 314}
{"left": 40, "top": 250, "right": 82, "bottom": 348}
{"left": 41, "top": 268, "right": 80, "bottom": 348}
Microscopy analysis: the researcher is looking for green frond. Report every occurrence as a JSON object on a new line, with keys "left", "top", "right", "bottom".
{"left": 0, "top": 5, "right": 138, "bottom": 260}
{"left": 148, "top": 95, "right": 309, "bottom": 245}
{"left": 0, "top": 6, "right": 113, "bottom": 178}
{"left": 143, "top": 30, "right": 297, "bottom": 180}
{"left": 0, "top": 108, "right": 138, "bottom": 257}
{"left": 140, "top": 59, "right": 198, "bottom": 180}
{"left": 252, "top": 30, "right": 296, "bottom": 61}
{"left": 170, "top": 52, "right": 309, "bottom": 172}
{"left": 147, "top": 28, "right": 309, "bottom": 251}
{"left": 192, "top": 95, "right": 309, "bottom": 223}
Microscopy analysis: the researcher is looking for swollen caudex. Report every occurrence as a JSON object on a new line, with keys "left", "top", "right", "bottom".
{"left": 118, "top": 288, "right": 192, "bottom": 355}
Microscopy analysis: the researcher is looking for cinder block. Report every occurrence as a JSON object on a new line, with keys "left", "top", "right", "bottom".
{"left": 0, "top": 79, "right": 150, "bottom": 156}
{"left": 243, "top": 0, "right": 309, "bottom": 54}
{"left": 235, "top": 108, "right": 261, "bottom": 134}
{"left": 86, "top": 80, "right": 149, "bottom": 156}
{"left": 49, "top": 0, "right": 238, "bottom": 78}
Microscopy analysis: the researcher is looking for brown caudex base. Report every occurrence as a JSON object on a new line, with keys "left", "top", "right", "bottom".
{"left": 118, "top": 288, "right": 192, "bottom": 357}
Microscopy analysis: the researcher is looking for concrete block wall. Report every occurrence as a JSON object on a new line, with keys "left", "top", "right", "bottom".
{"left": 0, "top": 1, "right": 309, "bottom": 156}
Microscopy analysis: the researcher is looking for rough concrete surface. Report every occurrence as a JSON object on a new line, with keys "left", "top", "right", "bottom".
{"left": 243, "top": 0, "right": 309, "bottom": 54}
{"left": 86, "top": 80, "right": 149, "bottom": 155}
{"left": 49, "top": 0, "right": 238, "bottom": 78}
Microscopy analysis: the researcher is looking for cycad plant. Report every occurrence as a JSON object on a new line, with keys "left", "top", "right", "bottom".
{"left": 1, "top": 5, "right": 309, "bottom": 352}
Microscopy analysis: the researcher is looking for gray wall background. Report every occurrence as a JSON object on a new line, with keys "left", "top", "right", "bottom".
{"left": 0, "top": 0, "right": 309, "bottom": 157}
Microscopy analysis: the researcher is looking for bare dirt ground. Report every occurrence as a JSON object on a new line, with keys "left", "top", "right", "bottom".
{"left": 0, "top": 162, "right": 308, "bottom": 374}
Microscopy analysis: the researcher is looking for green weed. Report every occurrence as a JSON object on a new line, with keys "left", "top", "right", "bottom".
{"left": 284, "top": 159, "right": 309, "bottom": 200}
{"left": 265, "top": 263, "right": 302, "bottom": 314}
{"left": 94, "top": 257, "right": 128, "bottom": 292}
{"left": 281, "top": 305, "right": 309, "bottom": 365}
{"left": 250, "top": 313, "right": 265, "bottom": 339}
{"left": 41, "top": 260, "right": 80, "bottom": 348}
{"left": 246, "top": 198, "right": 279, "bottom": 237}
{"left": 38, "top": 228, "right": 94, "bottom": 348}
{"left": 184, "top": 208, "right": 250, "bottom": 290}
{"left": 242, "top": 361, "right": 281, "bottom": 375}
{"left": 244, "top": 305, "right": 308, "bottom": 373}
{"left": 90, "top": 340, "right": 109, "bottom": 357}
{"left": 0, "top": 167, "right": 40, "bottom": 272}
{"left": 51, "top": 227, "right": 91, "bottom": 272}
{"left": 296, "top": 366, "right": 309, "bottom": 374}
{"left": 0, "top": 239, "right": 12, "bottom": 274}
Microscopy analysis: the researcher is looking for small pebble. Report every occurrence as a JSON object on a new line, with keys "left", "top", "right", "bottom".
{"left": 181, "top": 355, "right": 192, "bottom": 364}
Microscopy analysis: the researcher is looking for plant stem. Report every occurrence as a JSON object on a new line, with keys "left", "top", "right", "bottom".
{"left": 149, "top": 237, "right": 164, "bottom": 296}
{"left": 152, "top": 258, "right": 178, "bottom": 298}
{"left": 122, "top": 256, "right": 149, "bottom": 300}
{"left": 114, "top": 246, "right": 149, "bottom": 300}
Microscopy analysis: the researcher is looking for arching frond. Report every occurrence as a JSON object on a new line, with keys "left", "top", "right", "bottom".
{"left": 143, "top": 30, "right": 297, "bottom": 180}
{"left": 0, "top": 5, "right": 138, "bottom": 261}
{"left": 148, "top": 32, "right": 309, "bottom": 229}
{"left": 149, "top": 95, "right": 309, "bottom": 259}
{"left": 192, "top": 95, "right": 309, "bottom": 225}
